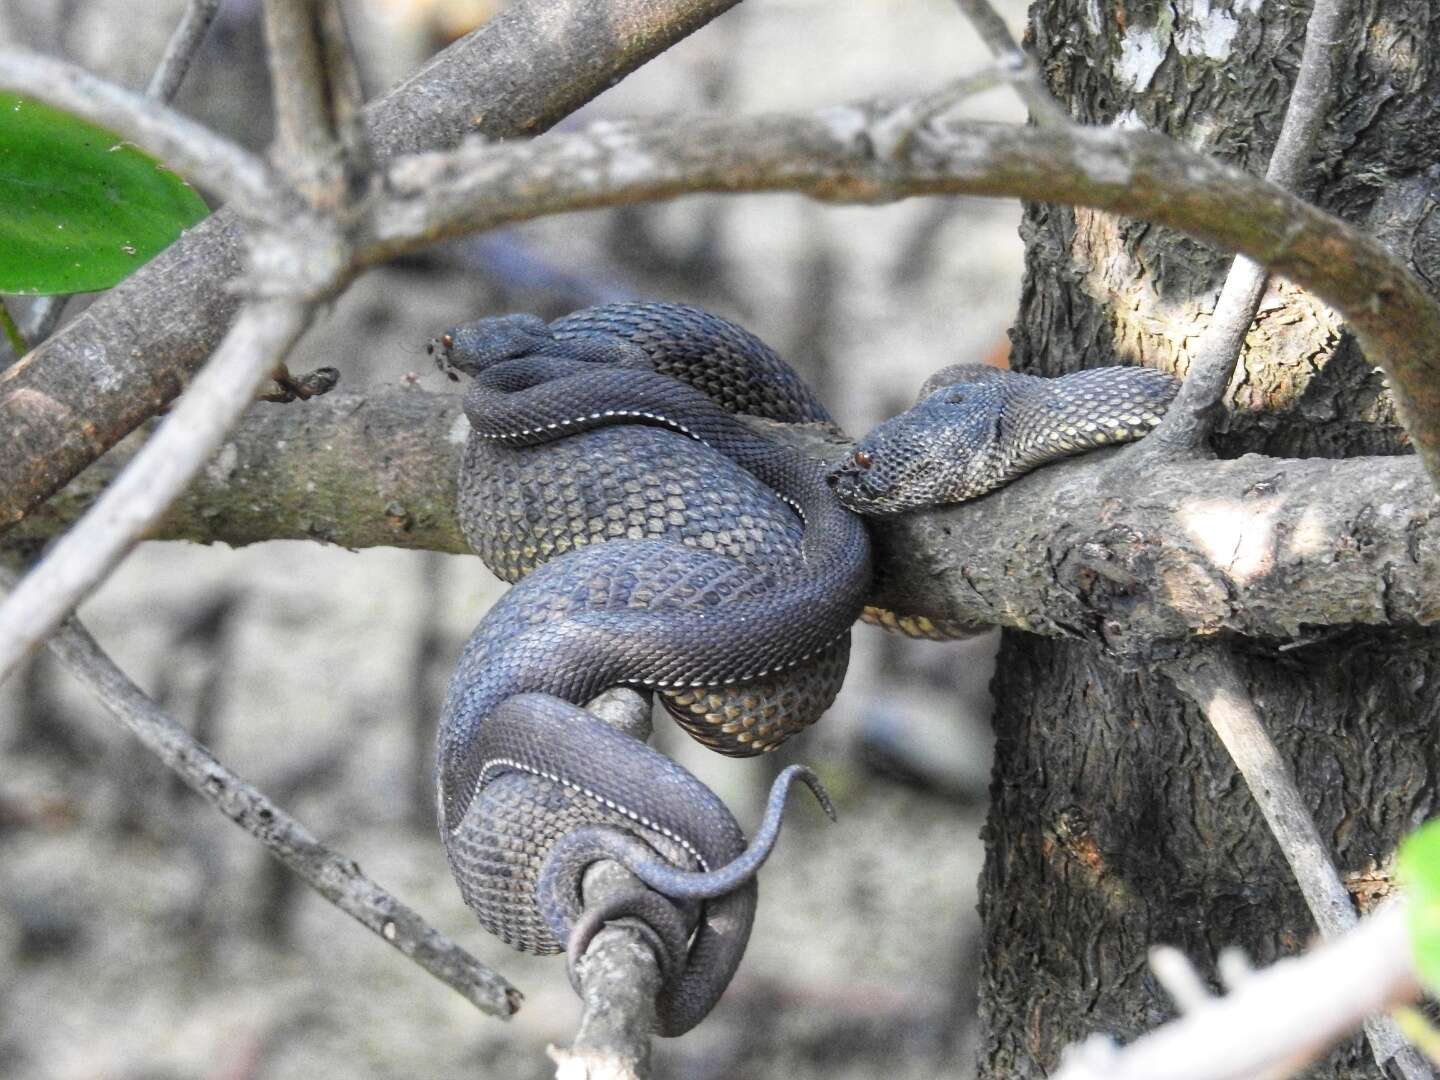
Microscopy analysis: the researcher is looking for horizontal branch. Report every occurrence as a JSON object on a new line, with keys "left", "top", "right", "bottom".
{"left": 5, "top": 390, "right": 472, "bottom": 559}
{"left": 11, "top": 390, "right": 1439, "bottom": 655}
{"left": 0, "top": 0, "right": 743, "bottom": 531}
{"left": 359, "top": 99, "right": 1440, "bottom": 491}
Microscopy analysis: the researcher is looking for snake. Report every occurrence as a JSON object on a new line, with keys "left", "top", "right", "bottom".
{"left": 428, "top": 302, "right": 1179, "bottom": 1036}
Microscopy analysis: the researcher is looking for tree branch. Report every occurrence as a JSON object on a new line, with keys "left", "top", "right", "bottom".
{"left": 9, "top": 390, "right": 1440, "bottom": 655}
{"left": 1140, "top": 0, "right": 1355, "bottom": 455}
{"left": 260, "top": 0, "right": 370, "bottom": 210}
{"left": 352, "top": 102, "right": 1440, "bottom": 491}
{"left": 145, "top": 0, "right": 223, "bottom": 103}
{"left": 0, "top": 562, "right": 521, "bottom": 1019}
{"left": 947, "top": 0, "right": 1069, "bottom": 127}
{"left": 1053, "top": 902, "right": 1422, "bottom": 1080}
{"left": 550, "top": 862, "right": 663, "bottom": 1080}
{"left": 0, "top": 299, "right": 314, "bottom": 684}
{"left": 550, "top": 689, "right": 662, "bottom": 1080}
{"left": 0, "top": 0, "right": 745, "bottom": 531}
{"left": 1163, "top": 652, "right": 1430, "bottom": 1078}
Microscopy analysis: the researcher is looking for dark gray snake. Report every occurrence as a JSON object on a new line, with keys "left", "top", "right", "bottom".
{"left": 429, "top": 303, "right": 1178, "bottom": 1035}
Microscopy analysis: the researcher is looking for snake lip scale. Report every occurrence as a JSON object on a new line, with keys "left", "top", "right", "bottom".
{"left": 430, "top": 302, "right": 1179, "bottom": 1036}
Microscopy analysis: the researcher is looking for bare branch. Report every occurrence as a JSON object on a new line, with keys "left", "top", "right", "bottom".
{"left": 1141, "top": 0, "right": 1356, "bottom": 455}
{"left": 4, "top": 388, "right": 471, "bottom": 559}
{"left": 1163, "top": 651, "right": 1431, "bottom": 1079}
{"left": 0, "top": 298, "right": 314, "bottom": 685}
{"left": 951, "top": 0, "right": 1022, "bottom": 57}
{"left": 1053, "top": 902, "right": 1422, "bottom": 1080}
{"left": 145, "top": 0, "right": 223, "bottom": 103}
{"left": 1165, "top": 652, "right": 1361, "bottom": 1027}
{"left": 550, "top": 688, "right": 661, "bottom": 1080}
{"left": 260, "top": 0, "right": 370, "bottom": 210}
{"left": 0, "top": 0, "right": 745, "bottom": 531}
{"left": 11, "top": 391, "right": 1440, "bottom": 653}
{"left": 356, "top": 105, "right": 1440, "bottom": 490}
{"left": 0, "top": 562, "right": 521, "bottom": 1019}
{"left": 948, "top": 0, "right": 1069, "bottom": 126}
{"left": 550, "top": 863, "right": 663, "bottom": 1080}
{"left": 0, "top": 47, "right": 297, "bottom": 223}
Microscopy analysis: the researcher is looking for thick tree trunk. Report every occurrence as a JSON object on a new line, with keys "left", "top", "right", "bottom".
{"left": 978, "top": 0, "right": 1440, "bottom": 1075}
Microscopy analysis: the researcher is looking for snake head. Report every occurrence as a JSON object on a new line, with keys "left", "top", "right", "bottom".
{"left": 828, "top": 383, "right": 1007, "bottom": 515}
{"left": 428, "top": 313, "right": 553, "bottom": 380}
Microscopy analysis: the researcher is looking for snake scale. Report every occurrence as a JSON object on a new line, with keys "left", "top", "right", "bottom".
{"left": 429, "top": 302, "right": 1179, "bottom": 1035}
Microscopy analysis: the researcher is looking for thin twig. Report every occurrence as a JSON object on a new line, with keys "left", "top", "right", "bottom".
{"left": 145, "top": 0, "right": 223, "bottom": 103}
{"left": 1164, "top": 650, "right": 1431, "bottom": 1078}
{"left": 1138, "top": 0, "right": 1354, "bottom": 455}
{"left": 260, "top": 0, "right": 370, "bottom": 211}
{"left": 1053, "top": 902, "right": 1421, "bottom": 1080}
{"left": 0, "top": 298, "right": 314, "bottom": 685}
{"left": 948, "top": 0, "right": 1069, "bottom": 126}
{"left": 0, "top": 47, "right": 297, "bottom": 224}
{"left": 550, "top": 689, "right": 661, "bottom": 1080}
{"left": 0, "top": 562, "right": 521, "bottom": 1018}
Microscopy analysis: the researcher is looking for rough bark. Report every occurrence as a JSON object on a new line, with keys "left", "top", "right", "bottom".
{"left": 12, "top": 396, "right": 1440, "bottom": 655}
{"left": 978, "top": 0, "right": 1440, "bottom": 1075}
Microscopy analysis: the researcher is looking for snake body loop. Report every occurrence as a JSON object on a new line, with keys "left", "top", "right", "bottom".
{"left": 434, "top": 304, "right": 869, "bottom": 1035}
{"left": 433, "top": 302, "right": 1180, "bottom": 1036}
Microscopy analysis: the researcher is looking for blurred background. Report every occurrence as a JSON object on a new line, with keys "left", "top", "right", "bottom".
{"left": 0, "top": 1, "right": 1026, "bottom": 1076}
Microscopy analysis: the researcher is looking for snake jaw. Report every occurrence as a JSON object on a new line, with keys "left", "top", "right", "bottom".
{"left": 831, "top": 393, "right": 1003, "bottom": 515}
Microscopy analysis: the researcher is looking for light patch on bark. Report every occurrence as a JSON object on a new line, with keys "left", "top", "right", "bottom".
{"left": 1177, "top": 495, "right": 1281, "bottom": 585}
{"left": 1176, "top": 0, "right": 1239, "bottom": 61}
{"left": 1117, "top": 28, "right": 1168, "bottom": 90}
{"left": 82, "top": 342, "right": 123, "bottom": 393}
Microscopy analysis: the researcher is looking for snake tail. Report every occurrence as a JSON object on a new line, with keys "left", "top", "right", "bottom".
{"left": 447, "top": 691, "right": 763, "bottom": 1035}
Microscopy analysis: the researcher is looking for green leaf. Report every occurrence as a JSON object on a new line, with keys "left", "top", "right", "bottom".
{"left": 1399, "top": 818, "right": 1440, "bottom": 994}
{"left": 0, "top": 92, "right": 209, "bottom": 295}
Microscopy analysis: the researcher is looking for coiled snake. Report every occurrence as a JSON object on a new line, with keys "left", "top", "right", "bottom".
{"left": 429, "top": 303, "right": 1178, "bottom": 1035}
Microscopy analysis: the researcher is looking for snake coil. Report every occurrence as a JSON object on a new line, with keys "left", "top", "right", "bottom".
{"left": 430, "top": 302, "right": 1179, "bottom": 1035}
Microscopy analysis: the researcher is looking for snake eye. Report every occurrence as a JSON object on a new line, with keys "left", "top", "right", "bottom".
{"left": 441, "top": 333, "right": 454, "bottom": 350}
{"left": 853, "top": 449, "right": 873, "bottom": 470}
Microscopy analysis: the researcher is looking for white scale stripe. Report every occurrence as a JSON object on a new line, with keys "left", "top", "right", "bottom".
{"left": 478, "top": 410, "right": 700, "bottom": 442}
{"left": 477, "top": 757, "right": 711, "bottom": 871}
